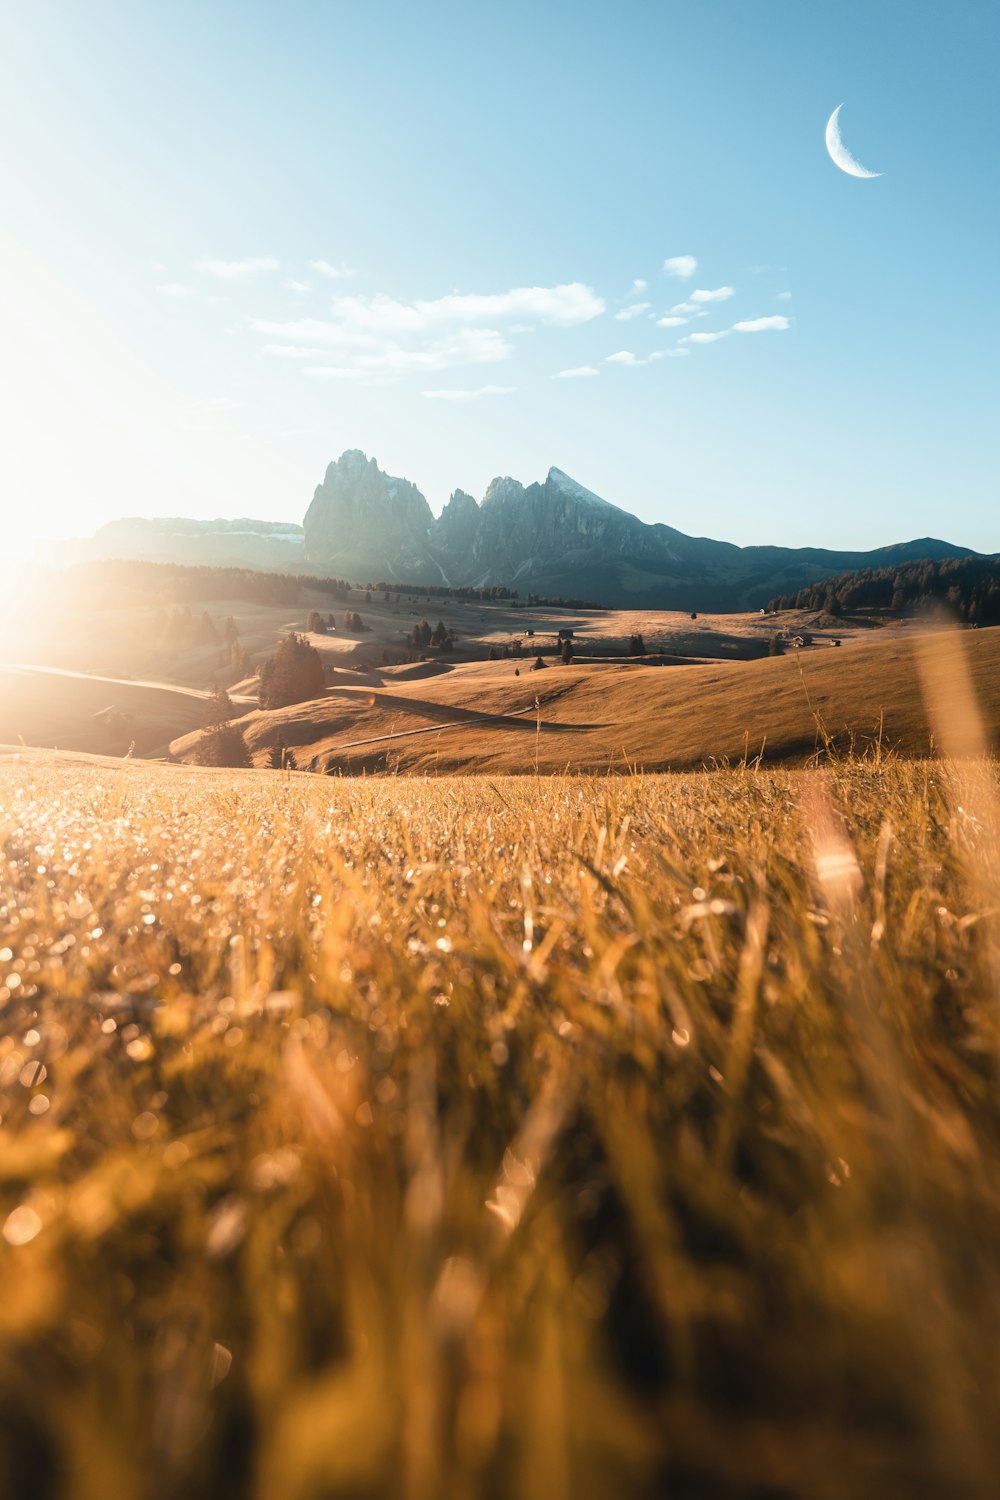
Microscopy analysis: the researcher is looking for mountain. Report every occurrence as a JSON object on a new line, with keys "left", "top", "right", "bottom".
{"left": 78, "top": 517, "right": 306, "bottom": 572}
{"left": 76, "top": 451, "right": 982, "bottom": 611}
{"left": 300, "top": 452, "right": 979, "bottom": 610}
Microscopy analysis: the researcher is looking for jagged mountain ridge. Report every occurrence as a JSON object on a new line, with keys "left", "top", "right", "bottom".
{"left": 75, "top": 450, "right": 982, "bottom": 611}
{"left": 301, "top": 451, "right": 979, "bottom": 610}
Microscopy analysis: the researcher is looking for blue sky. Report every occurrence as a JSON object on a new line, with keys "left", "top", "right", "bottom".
{"left": 1, "top": 0, "right": 996, "bottom": 555}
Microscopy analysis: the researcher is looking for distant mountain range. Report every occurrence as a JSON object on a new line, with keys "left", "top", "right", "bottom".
{"left": 74, "top": 449, "right": 983, "bottom": 611}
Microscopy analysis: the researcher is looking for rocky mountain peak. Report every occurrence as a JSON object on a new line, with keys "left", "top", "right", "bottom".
{"left": 545, "top": 467, "right": 617, "bottom": 511}
{"left": 481, "top": 476, "right": 526, "bottom": 509}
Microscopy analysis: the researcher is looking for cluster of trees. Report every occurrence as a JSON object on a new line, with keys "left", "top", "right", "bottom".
{"left": 523, "top": 592, "right": 601, "bottom": 610}
{"left": 193, "top": 687, "right": 251, "bottom": 768}
{"left": 158, "top": 609, "right": 253, "bottom": 676}
{"left": 258, "top": 633, "right": 326, "bottom": 710}
{"left": 370, "top": 582, "right": 519, "bottom": 603}
{"left": 769, "top": 556, "right": 1000, "bottom": 625}
{"left": 409, "top": 619, "right": 453, "bottom": 651}
{"left": 627, "top": 633, "right": 647, "bottom": 655}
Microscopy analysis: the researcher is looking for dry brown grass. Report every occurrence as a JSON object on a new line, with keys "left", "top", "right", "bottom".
{"left": 2, "top": 731, "right": 1000, "bottom": 1498}
{"left": 166, "top": 623, "right": 1000, "bottom": 775}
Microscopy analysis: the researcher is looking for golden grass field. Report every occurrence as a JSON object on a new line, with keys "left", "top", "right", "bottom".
{"left": 2, "top": 571, "right": 998, "bottom": 775}
{"left": 2, "top": 629, "right": 1000, "bottom": 1500}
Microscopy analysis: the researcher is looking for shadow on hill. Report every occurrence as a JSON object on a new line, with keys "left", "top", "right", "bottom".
{"left": 327, "top": 685, "right": 609, "bottom": 732}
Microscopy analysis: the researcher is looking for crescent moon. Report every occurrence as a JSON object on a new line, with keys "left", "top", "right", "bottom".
{"left": 825, "top": 104, "right": 883, "bottom": 179}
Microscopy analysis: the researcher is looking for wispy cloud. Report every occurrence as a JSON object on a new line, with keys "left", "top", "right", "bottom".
{"left": 555, "top": 365, "right": 599, "bottom": 378}
{"left": 669, "top": 301, "right": 704, "bottom": 315}
{"left": 422, "top": 385, "right": 517, "bottom": 402}
{"left": 320, "top": 284, "right": 605, "bottom": 332}
{"left": 298, "top": 328, "right": 514, "bottom": 380}
{"left": 690, "top": 286, "right": 735, "bottom": 304}
{"left": 606, "top": 349, "right": 682, "bottom": 367}
{"left": 157, "top": 282, "right": 194, "bottom": 298}
{"left": 681, "top": 330, "right": 731, "bottom": 345}
{"left": 663, "top": 255, "right": 697, "bottom": 279}
{"left": 615, "top": 302, "right": 651, "bottom": 321}
{"left": 251, "top": 281, "right": 604, "bottom": 382}
{"left": 285, "top": 279, "right": 310, "bottom": 293}
{"left": 309, "top": 259, "right": 355, "bottom": 280}
{"left": 196, "top": 256, "right": 280, "bottom": 280}
{"left": 775, "top": 291, "right": 792, "bottom": 302}
{"left": 732, "top": 315, "right": 790, "bottom": 332}
{"left": 632, "top": 278, "right": 648, "bottom": 292}
{"left": 656, "top": 315, "right": 688, "bottom": 328}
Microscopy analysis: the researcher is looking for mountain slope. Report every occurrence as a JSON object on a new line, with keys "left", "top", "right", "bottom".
{"left": 301, "top": 452, "right": 979, "bottom": 609}
{"left": 79, "top": 450, "right": 984, "bottom": 611}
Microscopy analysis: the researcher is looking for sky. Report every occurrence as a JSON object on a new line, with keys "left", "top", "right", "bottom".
{"left": 0, "top": 0, "right": 997, "bottom": 559}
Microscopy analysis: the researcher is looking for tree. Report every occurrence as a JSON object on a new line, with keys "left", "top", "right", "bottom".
{"left": 203, "top": 686, "right": 237, "bottom": 727}
{"left": 767, "top": 634, "right": 785, "bottom": 657}
{"left": 258, "top": 633, "right": 326, "bottom": 710}
{"left": 432, "top": 619, "right": 449, "bottom": 648}
{"left": 267, "top": 736, "right": 296, "bottom": 770}
{"left": 224, "top": 616, "right": 239, "bottom": 648}
{"left": 306, "top": 609, "right": 328, "bottom": 634}
{"left": 193, "top": 723, "right": 252, "bottom": 769}
{"left": 230, "top": 643, "right": 253, "bottom": 678}
{"left": 560, "top": 639, "right": 573, "bottom": 664}
{"left": 198, "top": 611, "right": 220, "bottom": 645}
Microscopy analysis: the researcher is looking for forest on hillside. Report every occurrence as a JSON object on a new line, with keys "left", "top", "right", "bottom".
{"left": 770, "top": 554, "right": 1000, "bottom": 624}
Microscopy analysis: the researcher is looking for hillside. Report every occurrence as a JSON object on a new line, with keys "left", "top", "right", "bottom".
{"left": 771, "top": 552, "right": 1000, "bottom": 624}
{"left": 170, "top": 626, "right": 1000, "bottom": 775}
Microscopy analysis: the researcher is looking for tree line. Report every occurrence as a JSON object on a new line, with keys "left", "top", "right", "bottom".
{"left": 769, "top": 555, "right": 1000, "bottom": 625}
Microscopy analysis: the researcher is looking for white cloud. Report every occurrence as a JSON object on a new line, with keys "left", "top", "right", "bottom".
{"left": 690, "top": 286, "right": 735, "bottom": 304}
{"left": 681, "top": 330, "right": 731, "bottom": 344}
{"left": 775, "top": 291, "right": 792, "bottom": 302}
{"left": 195, "top": 256, "right": 280, "bottom": 280}
{"left": 615, "top": 302, "right": 651, "bottom": 321}
{"left": 422, "top": 385, "right": 517, "bottom": 402}
{"left": 670, "top": 301, "right": 699, "bottom": 315}
{"left": 299, "top": 327, "right": 514, "bottom": 381}
{"left": 632, "top": 278, "right": 648, "bottom": 292}
{"left": 732, "top": 315, "right": 790, "bottom": 332}
{"left": 309, "top": 259, "right": 355, "bottom": 279}
{"left": 555, "top": 365, "right": 599, "bottom": 378}
{"left": 606, "top": 349, "right": 681, "bottom": 367}
{"left": 285, "top": 279, "right": 310, "bottom": 293}
{"left": 317, "top": 283, "right": 605, "bottom": 333}
{"left": 656, "top": 315, "right": 688, "bottom": 328}
{"left": 663, "top": 255, "right": 697, "bottom": 279}
{"left": 250, "top": 280, "right": 603, "bottom": 383}
{"left": 157, "top": 283, "right": 194, "bottom": 298}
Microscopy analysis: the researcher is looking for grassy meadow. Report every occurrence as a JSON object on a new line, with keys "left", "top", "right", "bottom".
{"left": 3, "top": 694, "right": 1000, "bottom": 1499}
